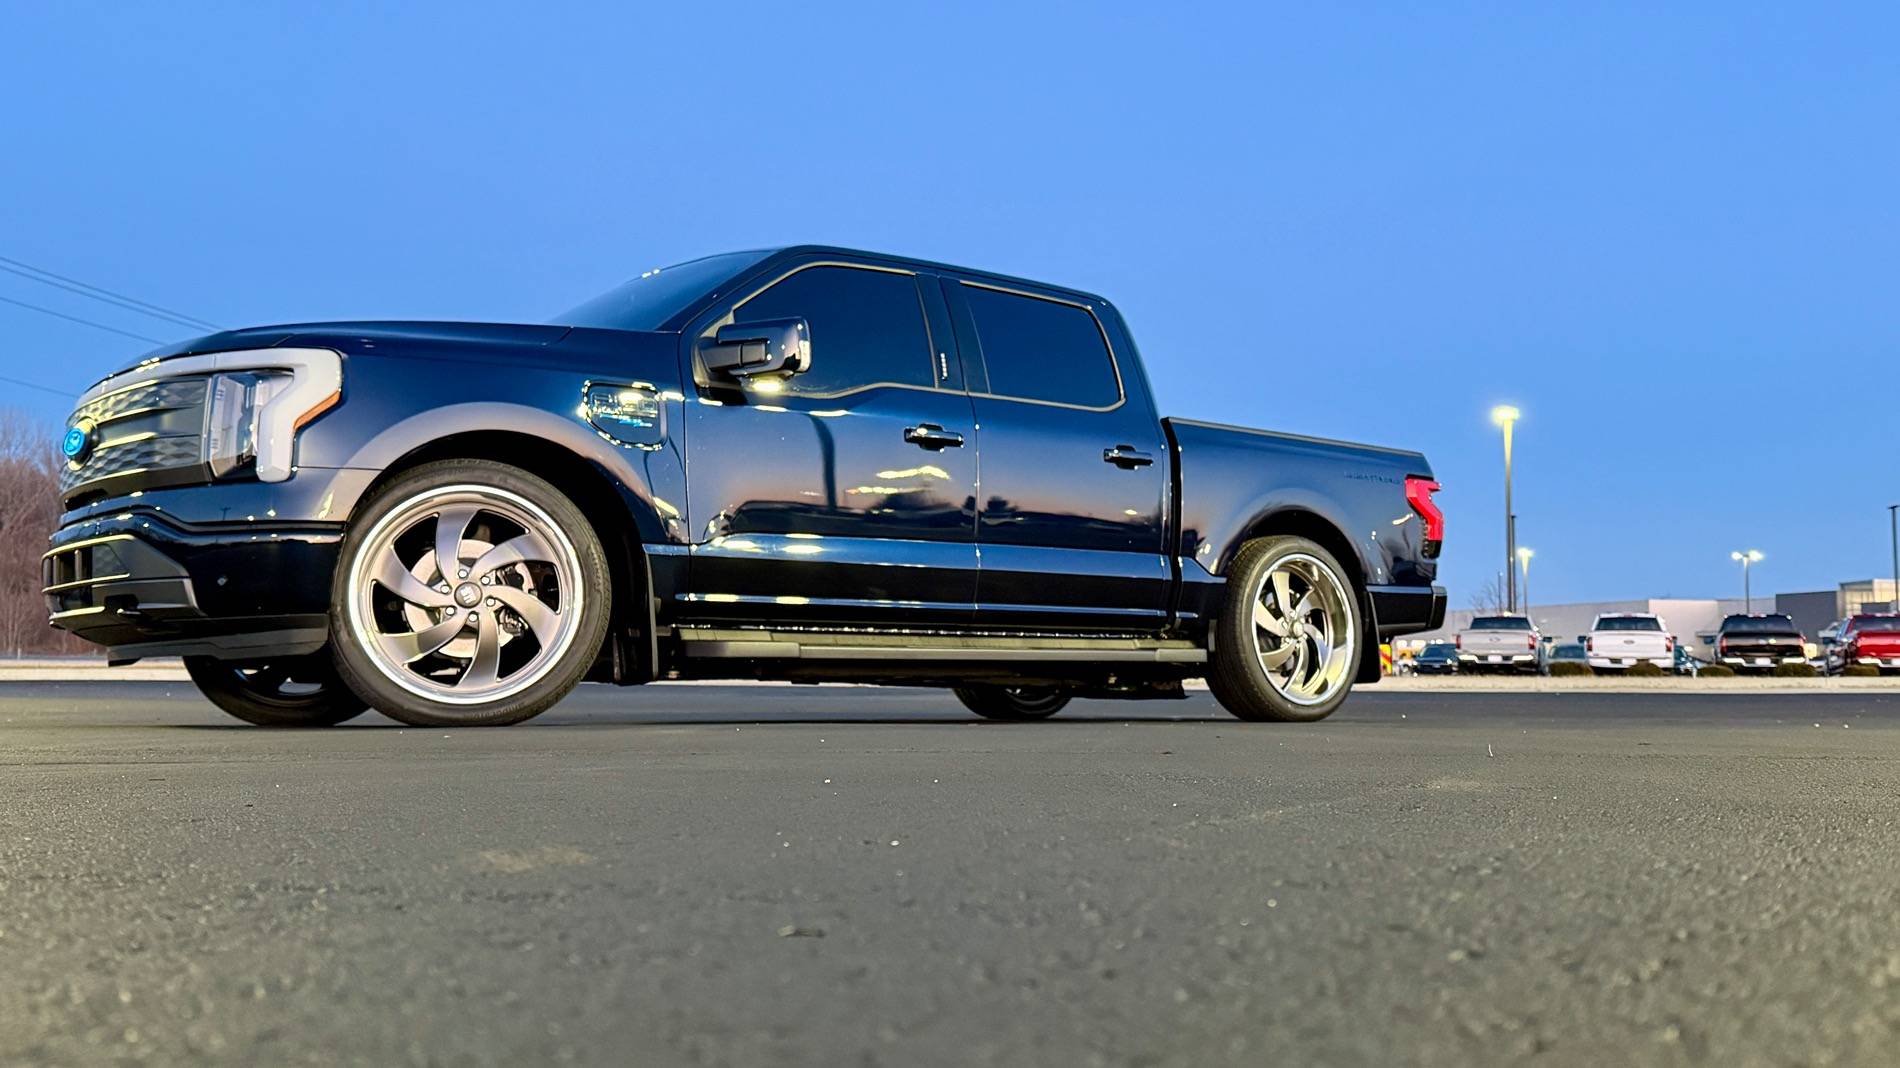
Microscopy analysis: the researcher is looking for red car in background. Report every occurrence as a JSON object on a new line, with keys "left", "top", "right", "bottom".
{"left": 1826, "top": 615, "right": 1900, "bottom": 674}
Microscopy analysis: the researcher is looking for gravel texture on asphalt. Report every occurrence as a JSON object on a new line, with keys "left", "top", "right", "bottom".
{"left": 3, "top": 681, "right": 1899, "bottom": 1067}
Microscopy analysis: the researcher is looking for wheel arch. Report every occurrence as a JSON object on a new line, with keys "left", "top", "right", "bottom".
{"left": 1232, "top": 508, "right": 1384, "bottom": 685}
{"left": 352, "top": 427, "right": 663, "bottom": 684}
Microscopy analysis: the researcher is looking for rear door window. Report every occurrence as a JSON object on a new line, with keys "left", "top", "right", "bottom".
{"left": 961, "top": 284, "right": 1120, "bottom": 408}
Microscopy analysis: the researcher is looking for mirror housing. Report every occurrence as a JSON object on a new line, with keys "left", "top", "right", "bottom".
{"left": 702, "top": 318, "right": 810, "bottom": 379}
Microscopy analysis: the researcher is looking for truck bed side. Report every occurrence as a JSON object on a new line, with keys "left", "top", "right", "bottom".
{"left": 1164, "top": 417, "right": 1443, "bottom": 639}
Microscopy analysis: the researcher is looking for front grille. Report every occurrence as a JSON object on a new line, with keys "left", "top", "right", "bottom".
{"left": 60, "top": 376, "right": 210, "bottom": 500}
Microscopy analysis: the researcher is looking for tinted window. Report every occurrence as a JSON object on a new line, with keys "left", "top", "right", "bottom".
{"left": 1419, "top": 644, "right": 1456, "bottom": 659}
{"left": 1856, "top": 616, "right": 1900, "bottom": 633}
{"left": 963, "top": 284, "right": 1119, "bottom": 407}
{"left": 1469, "top": 616, "right": 1532, "bottom": 630}
{"left": 1596, "top": 617, "right": 1662, "bottom": 632}
{"left": 1551, "top": 644, "right": 1588, "bottom": 660}
{"left": 1720, "top": 615, "right": 1800, "bottom": 636}
{"left": 734, "top": 266, "right": 934, "bottom": 395}
{"left": 556, "top": 251, "right": 769, "bottom": 332}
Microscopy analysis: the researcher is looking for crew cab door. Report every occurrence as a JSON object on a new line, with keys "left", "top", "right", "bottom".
{"left": 943, "top": 278, "right": 1171, "bottom": 630}
{"left": 680, "top": 259, "right": 979, "bottom": 626}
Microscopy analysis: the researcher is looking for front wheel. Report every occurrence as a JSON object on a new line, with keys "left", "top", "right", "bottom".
{"left": 1206, "top": 535, "right": 1361, "bottom": 722}
{"left": 329, "top": 460, "right": 611, "bottom": 727}
{"left": 185, "top": 654, "right": 367, "bottom": 727}
{"left": 953, "top": 685, "right": 1071, "bottom": 721}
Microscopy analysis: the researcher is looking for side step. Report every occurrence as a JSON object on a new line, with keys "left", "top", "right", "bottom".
{"left": 676, "top": 629, "right": 1206, "bottom": 664}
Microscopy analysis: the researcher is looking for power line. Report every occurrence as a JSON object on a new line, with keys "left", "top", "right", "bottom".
{"left": 0, "top": 372, "right": 73, "bottom": 399}
{"left": 0, "top": 254, "right": 222, "bottom": 332}
{"left": 0, "top": 293, "right": 166, "bottom": 345}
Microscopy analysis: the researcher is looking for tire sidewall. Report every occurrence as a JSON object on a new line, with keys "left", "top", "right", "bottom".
{"left": 328, "top": 460, "right": 611, "bottom": 727}
{"left": 1210, "top": 535, "right": 1361, "bottom": 722}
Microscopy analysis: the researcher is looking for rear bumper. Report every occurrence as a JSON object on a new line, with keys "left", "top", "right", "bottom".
{"left": 1588, "top": 656, "right": 1673, "bottom": 670}
{"left": 44, "top": 508, "right": 342, "bottom": 662}
{"left": 1370, "top": 584, "right": 1446, "bottom": 637}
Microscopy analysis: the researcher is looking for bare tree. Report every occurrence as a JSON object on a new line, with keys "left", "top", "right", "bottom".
{"left": 0, "top": 410, "right": 89, "bottom": 656}
{"left": 1467, "top": 572, "right": 1509, "bottom": 615}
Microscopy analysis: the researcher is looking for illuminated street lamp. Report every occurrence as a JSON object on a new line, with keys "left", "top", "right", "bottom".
{"left": 1517, "top": 546, "right": 1534, "bottom": 619}
{"left": 1731, "top": 549, "right": 1764, "bottom": 613}
{"left": 1492, "top": 405, "right": 1521, "bottom": 613}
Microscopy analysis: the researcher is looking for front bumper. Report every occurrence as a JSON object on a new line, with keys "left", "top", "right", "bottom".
{"left": 45, "top": 507, "right": 344, "bottom": 662}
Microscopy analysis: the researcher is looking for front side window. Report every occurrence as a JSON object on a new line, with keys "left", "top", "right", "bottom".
{"left": 962, "top": 284, "right": 1120, "bottom": 407}
{"left": 732, "top": 265, "right": 934, "bottom": 395}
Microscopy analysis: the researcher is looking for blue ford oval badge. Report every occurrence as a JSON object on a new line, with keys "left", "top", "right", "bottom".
{"left": 62, "top": 421, "right": 94, "bottom": 464}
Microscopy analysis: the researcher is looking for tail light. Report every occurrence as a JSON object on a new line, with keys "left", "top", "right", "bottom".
{"left": 1585, "top": 637, "right": 1594, "bottom": 653}
{"left": 1666, "top": 637, "right": 1675, "bottom": 653}
{"left": 1404, "top": 477, "right": 1443, "bottom": 559}
{"left": 1717, "top": 637, "right": 1728, "bottom": 656}
{"left": 1454, "top": 634, "right": 1461, "bottom": 650}
{"left": 1528, "top": 636, "right": 1537, "bottom": 651}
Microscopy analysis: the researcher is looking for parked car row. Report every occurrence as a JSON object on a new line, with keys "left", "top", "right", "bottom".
{"left": 1416, "top": 611, "right": 1900, "bottom": 677}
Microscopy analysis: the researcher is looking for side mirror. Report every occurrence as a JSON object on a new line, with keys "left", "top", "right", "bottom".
{"left": 702, "top": 318, "right": 810, "bottom": 379}
{"left": 1576, "top": 635, "right": 1588, "bottom": 643}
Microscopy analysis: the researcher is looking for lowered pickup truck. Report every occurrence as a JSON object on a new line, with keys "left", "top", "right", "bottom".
{"left": 45, "top": 246, "right": 1445, "bottom": 727}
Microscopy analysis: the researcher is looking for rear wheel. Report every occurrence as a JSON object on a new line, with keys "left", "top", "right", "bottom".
{"left": 329, "top": 460, "right": 611, "bottom": 727}
{"left": 1206, "top": 535, "right": 1361, "bottom": 723}
{"left": 953, "top": 685, "right": 1071, "bottom": 721}
{"left": 185, "top": 654, "right": 367, "bottom": 727}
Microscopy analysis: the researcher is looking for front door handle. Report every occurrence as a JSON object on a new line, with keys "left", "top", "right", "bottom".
{"left": 904, "top": 424, "right": 965, "bottom": 450}
{"left": 1103, "top": 444, "right": 1154, "bottom": 468}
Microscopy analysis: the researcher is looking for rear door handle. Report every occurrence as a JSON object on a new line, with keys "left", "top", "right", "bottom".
{"left": 904, "top": 424, "right": 965, "bottom": 450}
{"left": 1103, "top": 445, "right": 1154, "bottom": 468}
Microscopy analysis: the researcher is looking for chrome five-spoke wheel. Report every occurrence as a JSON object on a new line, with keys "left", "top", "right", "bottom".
{"left": 1207, "top": 535, "right": 1362, "bottom": 722}
{"left": 330, "top": 461, "right": 610, "bottom": 726}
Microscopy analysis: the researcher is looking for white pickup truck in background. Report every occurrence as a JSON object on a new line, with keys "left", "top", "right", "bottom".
{"left": 1585, "top": 613, "right": 1675, "bottom": 672}
{"left": 1455, "top": 615, "right": 1542, "bottom": 674}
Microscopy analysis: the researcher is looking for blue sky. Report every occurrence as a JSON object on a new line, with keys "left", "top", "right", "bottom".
{"left": 3, "top": 3, "right": 1896, "bottom": 607}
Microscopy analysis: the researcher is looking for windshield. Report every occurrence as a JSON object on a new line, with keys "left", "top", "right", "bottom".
{"left": 553, "top": 250, "right": 770, "bottom": 332}
{"left": 1721, "top": 615, "right": 1800, "bottom": 636}
{"left": 1551, "top": 644, "right": 1587, "bottom": 659}
{"left": 1469, "top": 616, "right": 1532, "bottom": 630}
{"left": 1596, "top": 616, "right": 1662, "bottom": 632}
{"left": 1419, "top": 644, "right": 1456, "bottom": 659}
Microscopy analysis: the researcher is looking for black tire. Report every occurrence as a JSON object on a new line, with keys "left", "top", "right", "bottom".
{"left": 328, "top": 460, "right": 611, "bottom": 727}
{"left": 953, "top": 685, "right": 1071, "bottom": 721}
{"left": 185, "top": 653, "right": 368, "bottom": 727}
{"left": 1206, "top": 535, "right": 1362, "bottom": 723}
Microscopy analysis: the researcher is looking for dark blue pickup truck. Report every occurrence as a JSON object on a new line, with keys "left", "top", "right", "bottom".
{"left": 45, "top": 247, "right": 1445, "bottom": 727}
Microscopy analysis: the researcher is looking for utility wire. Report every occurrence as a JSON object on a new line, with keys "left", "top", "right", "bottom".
{"left": 0, "top": 371, "right": 73, "bottom": 398}
{"left": 0, "top": 254, "right": 222, "bottom": 332}
{"left": 0, "top": 293, "right": 166, "bottom": 345}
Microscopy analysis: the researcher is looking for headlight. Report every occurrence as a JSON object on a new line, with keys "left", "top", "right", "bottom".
{"left": 200, "top": 350, "right": 343, "bottom": 481}
{"left": 206, "top": 371, "right": 296, "bottom": 478}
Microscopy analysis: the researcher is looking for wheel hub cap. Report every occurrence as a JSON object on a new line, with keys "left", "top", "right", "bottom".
{"left": 454, "top": 582, "right": 482, "bottom": 608}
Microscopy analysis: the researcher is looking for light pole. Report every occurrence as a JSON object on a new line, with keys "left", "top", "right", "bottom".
{"left": 1517, "top": 546, "right": 1534, "bottom": 620}
{"left": 1731, "top": 549, "right": 1763, "bottom": 613}
{"left": 1889, "top": 505, "right": 1898, "bottom": 613}
{"left": 1492, "top": 405, "right": 1521, "bottom": 615}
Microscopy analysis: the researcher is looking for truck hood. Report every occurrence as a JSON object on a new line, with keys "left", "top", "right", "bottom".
{"left": 90, "top": 320, "right": 652, "bottom": 391}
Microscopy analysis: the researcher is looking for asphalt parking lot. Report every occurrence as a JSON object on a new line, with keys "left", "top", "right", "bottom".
{"left": 6, "top": 682, "right": 1900, "bottom": 1067}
